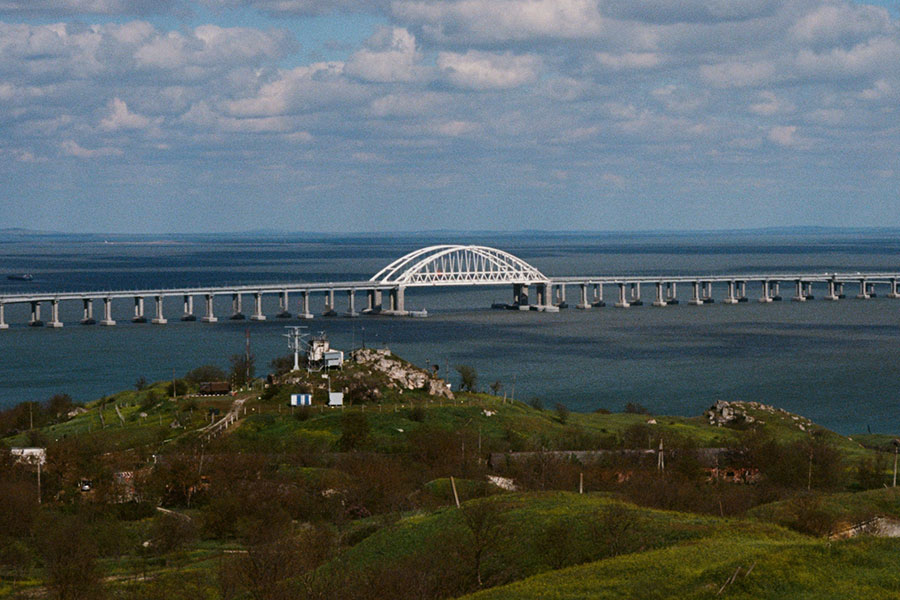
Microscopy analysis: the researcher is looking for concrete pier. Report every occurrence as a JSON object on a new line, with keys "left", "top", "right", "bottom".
{"left": 592, "top": 283, "right": 605, "bottom": 307}
{"left": 100, "top": 297, "right": 116, "bottom": 326}
{"left": 615, "top": 283, "right": 630, "bottom": 308}
{"left": 346, "top": 289, "right": 359, "bottom": 317}
{"left": 182, "top": 295, "right": 196, "bottom": 321}
{"left": 231, "top": 293, "right": 245, "bottom": 319}
{"left": 513, "top": 283, "right": 530, "bottom": 310}
{"left": 792, "top": 280, "right": 806, "bottom": 302}
{"left": 323, "top": 289, "right": 337, "bottom": 316}
{"left": 276, "top": 290, "right": 291, "bottom": 318}
{"left": 653, "top": 282, "right": 667, "bottom": 307}
{"left": 202, "top": 294, "right": 217, "bottom": 323}
{"left": 81, "top": 299, "right": 95, "bottom": 325}
{"left": 0, "top": 303, "right": 6, "bottom": 329}
{"left": 133, "top": 297, "right": 146, "bottom": 323}
{"left": 386, "top": 286, "right": 407, "bottom": 316}
{"left": 724, "top": 281, "right": 738, "bottom": 304}
{"left": 554, "top": 284, "right": 567, "bottom": 308}
{"left": 250, "top": 292, "right": 266, "bottom": 321}
{"left": 759, "top": 281, "right": 772, "bottom": 303}
{"left": 152, "top": 295, "right": 167, "bottom": 324}
{"left": 665, "top": 282, "right": 679, "bottom": 305}
{"left": 576, "top": 283, "right": 591, "bottom": 309}
{"left": 629, "top": 282, "right": 643, "bottom": 306}
{"left": 298, "top": 291, "right": 313, "bottom": 319}
{"left": 363, "top": 289, "right": 380, "bottom": 315}
{"left": 689, "top": 282, "right": 703, "bottom": 306}
{"left": 889, "top": 279, "right": 900, "bottom": 299}
{"left": 48, "top": 299, "right": 63, "bottom": 328}
{"left": 28, "top": 301, "right": 43, "bottom": 326}
{"left": 857, "top": 279, "right": 870, "bottom": 299}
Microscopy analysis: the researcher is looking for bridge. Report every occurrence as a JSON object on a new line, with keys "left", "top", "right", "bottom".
{"left": 1, "top": 244, "right": 899, "bottom": 328}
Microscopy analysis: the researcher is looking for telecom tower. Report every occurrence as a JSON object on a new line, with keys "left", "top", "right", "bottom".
{"left": 283, "top": 326, "right": 308, "bottom": 372}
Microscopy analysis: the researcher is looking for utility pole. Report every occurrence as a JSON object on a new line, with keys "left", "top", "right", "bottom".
{"left": 284, "top": 326, "right": 308, "bottom": 372}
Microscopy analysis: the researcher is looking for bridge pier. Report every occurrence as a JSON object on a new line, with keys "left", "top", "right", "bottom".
{"left": 615, "top": 283, "right": 630, "bottom": 308}
{"left": 665, "top": 282, "right": 678, "bottom": 304}
{"left": 689, "top": 282, "right": 703, "bottom": 306}
{"left": 323, "top": 289, "right": 336, "bottom": 316}
{"left": 592, "top": 284, "right": 605, "bottom": 307}
{"left": 653, "top": 282, "right": 667, "bottom": 307}
{"left": 701, "top": 281, "right": 714, "bottom": 303}
{"left": 629, "top": 283, "right": 642, "bottom": 306}
{"left": 81, "top": 299, "right": 96, "bottom": 324}
{"left": 857, "top": 279, "right": 870, "bottom": 299}
{"left": 346, "top": 290, "right": 359, "bottom": 317}
{"left": 825, "top": 280, "right": 839, "bottom": 301}
{"left": 803, "top": 281, "right": 814, "bottom": 300}
{"left": 867, "top": 282, "right": 877, "bottom": 298}
{"left": 28, "top": 301, "right": 43, "bottom": 326}
{"left": 298, "top": 291, "right": 314, "bottom": 319}
{"left": 363, "top": 289, "right": 380, "bottom": 315}
{"left": 251, "top": 292, "right": 266, "bottom": 321}
{"left": 152, "top": 295, "right": 167, "bottom": 324}
{"left": 576, "top": 283, "right": 591, "bottom": 309}
{"left": 513, "top": 283, "right": 530, "bottom": 310}
{"left": 759, "top": 281, "right": 772, "bottom": 303}
{"left": 277, "top": 291, "right": 291, "bottom": 318}
{"left": 890, "top": 279, "right": 900, "bottom": 299}
{"left": 724, "top": 281, "right": 738, "bottom": 304}
{"left": 792, "top": 280, "right": 806, "bottom": 302}
{"left": 182, "top": 295, "right": 196, "bottom": 321}
{"left": 385, "top": 286, "right": 407, "bottom": 316}
{"left": 231, "top": 293, "right": 245, "bottom": 319}
{"left": 48, "top": 299, "right": 63, "bottom": 328}
{"left": 133, "top": 297, "right": 147, "bottom": 323}
{"left": 100, "top": 297, "right": 116, "bottom": 326}
{"left": 202, "top": 294, "right": 217, "bottom": 323}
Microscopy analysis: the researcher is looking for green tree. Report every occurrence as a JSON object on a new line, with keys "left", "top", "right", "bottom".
{"left": 185, "top": 364, "right": 228, "bottom": 384}
{"left": 455, "top": 365, "right": 478, "bottom": 393}
{"left": 230, "top": 354, "right": 256, "bottom": 388}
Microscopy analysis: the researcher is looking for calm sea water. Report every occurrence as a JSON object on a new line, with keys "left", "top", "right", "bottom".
{"left": 2, "top": 230, "right": 900, "bottom": 434}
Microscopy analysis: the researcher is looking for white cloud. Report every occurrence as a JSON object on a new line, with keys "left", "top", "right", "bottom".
{"left": 100, "top": 97, "right": 151, "bottom": 131}
{"left": 437, "top": 50, "right": 540, "bottom": 90}
{"left": 60, "top": 139, "right": 123, "bottom": 158}
{"left": 344, "top": 27, "right": 423, "bottom": 83}
{"left": 392, "top": 0, "right": 605, "bottom": 43}
{"left": 700, "top": 60, "right": 777, "bottom": 88}
{"left": 748, "top": 91, "right": 794, "bottom": 116}
{"left": 767, "top": 124, "right": 808, "bottom": 148}
{"left": 595, "top": 52, "right": 662, "bottom": 71}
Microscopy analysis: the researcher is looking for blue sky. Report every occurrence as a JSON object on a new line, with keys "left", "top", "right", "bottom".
{"left": 1, "top": 0, "right": 898, "bottom": 233}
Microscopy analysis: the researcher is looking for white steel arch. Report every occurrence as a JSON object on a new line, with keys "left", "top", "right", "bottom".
{"left": 370, "top": 245, "right": 549, "bottom": 286}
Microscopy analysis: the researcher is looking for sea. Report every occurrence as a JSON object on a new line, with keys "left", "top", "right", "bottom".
{"left": 2, "top": 229, "right": 900, "bottom": 435}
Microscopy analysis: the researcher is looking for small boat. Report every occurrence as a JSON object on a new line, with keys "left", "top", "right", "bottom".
{"left": 7, "top": 274, "right": 33, "bottom": 281}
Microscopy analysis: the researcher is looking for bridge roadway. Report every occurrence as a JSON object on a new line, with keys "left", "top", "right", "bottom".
{"left": 1, "top": 243, "right": 899, "bottom": 328}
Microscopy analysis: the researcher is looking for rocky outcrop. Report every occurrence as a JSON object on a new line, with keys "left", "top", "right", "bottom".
{"left": 350, "top": 348, "right": 454, "bottom": 399}
{"left": 705, "top": 400, "right": 758, "bottom": 427}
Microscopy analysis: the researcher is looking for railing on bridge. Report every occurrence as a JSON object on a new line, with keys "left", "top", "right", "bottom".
{"left": 1, "top": 244, "right": 899, "bottom": 327}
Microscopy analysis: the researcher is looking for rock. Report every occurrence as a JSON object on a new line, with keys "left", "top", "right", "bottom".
{"left": 350, "top": 347, "right": 454, "bottom": 399}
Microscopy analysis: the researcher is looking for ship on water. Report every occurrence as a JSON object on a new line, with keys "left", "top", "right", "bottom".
{"left": 6, "top": 274, "right": 33, "bottom": 281}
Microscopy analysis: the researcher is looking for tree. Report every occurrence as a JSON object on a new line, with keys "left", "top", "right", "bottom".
{"left": 554, "top": 403, "right": 569, "bottom": 425}
{"left": 135, "top": 376, "right": 148, "bottom": 391}
{"left": 489, "top": 380, "right": 503, "bottom": 396}
{"left": 453, "top": 501, "right": 509, "bottom": 588}
{"left": 37, "top": 515, "right": 102, "bottom": 600}
{"left": 269, "top": 355, "right": 295, "bottom": 377}
{"left": 230, "top": 354, "right": 256, "bottom": 388}
{"left": 186, "top": 364, "right": 228, "bottom": 384}
{"left": 455, "top": 365, "right": 478, "bottom": 393}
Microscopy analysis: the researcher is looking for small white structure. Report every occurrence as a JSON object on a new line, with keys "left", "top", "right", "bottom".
{"left": 308, "top": 333, "right": 344, "bottom": 371}
{"left": 328, "top": 392, "right": 344, "bottom": 407}
{"left": 10, "top": 447, "right": 46, "bottom": 465}
{"left": 291, "top": 393, "right": 312, "bottom": 406}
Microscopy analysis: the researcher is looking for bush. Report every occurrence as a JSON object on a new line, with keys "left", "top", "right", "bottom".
{"left": 625, "top": 402, "right": 649, "bottom": 414}
{"left": 408, "top": 404, "right": 426, "bottom": 423}
{"left": 455, "top": 365, "right": 478, "bottom": 393}
{"left": 185, "top": 365, "right": 227, "bottom": 384}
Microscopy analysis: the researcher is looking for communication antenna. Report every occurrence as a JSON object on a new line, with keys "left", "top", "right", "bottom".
{"left": 284, "top": 326, "right": 309, "bottom": 372}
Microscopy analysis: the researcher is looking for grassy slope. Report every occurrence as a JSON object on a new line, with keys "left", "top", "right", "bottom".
{"left": 463, "top": 533, "right": 900, "bottom": 600}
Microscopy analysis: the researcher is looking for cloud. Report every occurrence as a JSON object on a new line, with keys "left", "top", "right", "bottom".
{"left": 199, "top": 0, "right": 389, "bottom": 16}
{"left": 392, "top": 0, "right": 605, "bottom": 43}
{"left": 100, "top": 97, "right": 152, "bottom": 130}
{"left": 767, "top": 124, "right": 809, "bottom": 148}
{"left": 595, "top": 51, "right": 662, "bottom": 71}
{"left": 437, "top": 50, "right": 540, "bottom": 90}
{"left": 344, "top": 27, "right": 423, "bottom": 83}
{"left": 0, "top": 0, "right": 174, "bottom": 16}
{"left": 602, "top": 0, "right": 778, "bottom": 24}
{"left": 748, "top": 91, "right": 794, "bottom": 116}
{"left": 60, "top": 139, "right": 123, "bottom": 157}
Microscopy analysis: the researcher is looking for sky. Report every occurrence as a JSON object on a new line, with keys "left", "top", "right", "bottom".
{"left": 0, "top": 0, "right": 899, "bottom": 233}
